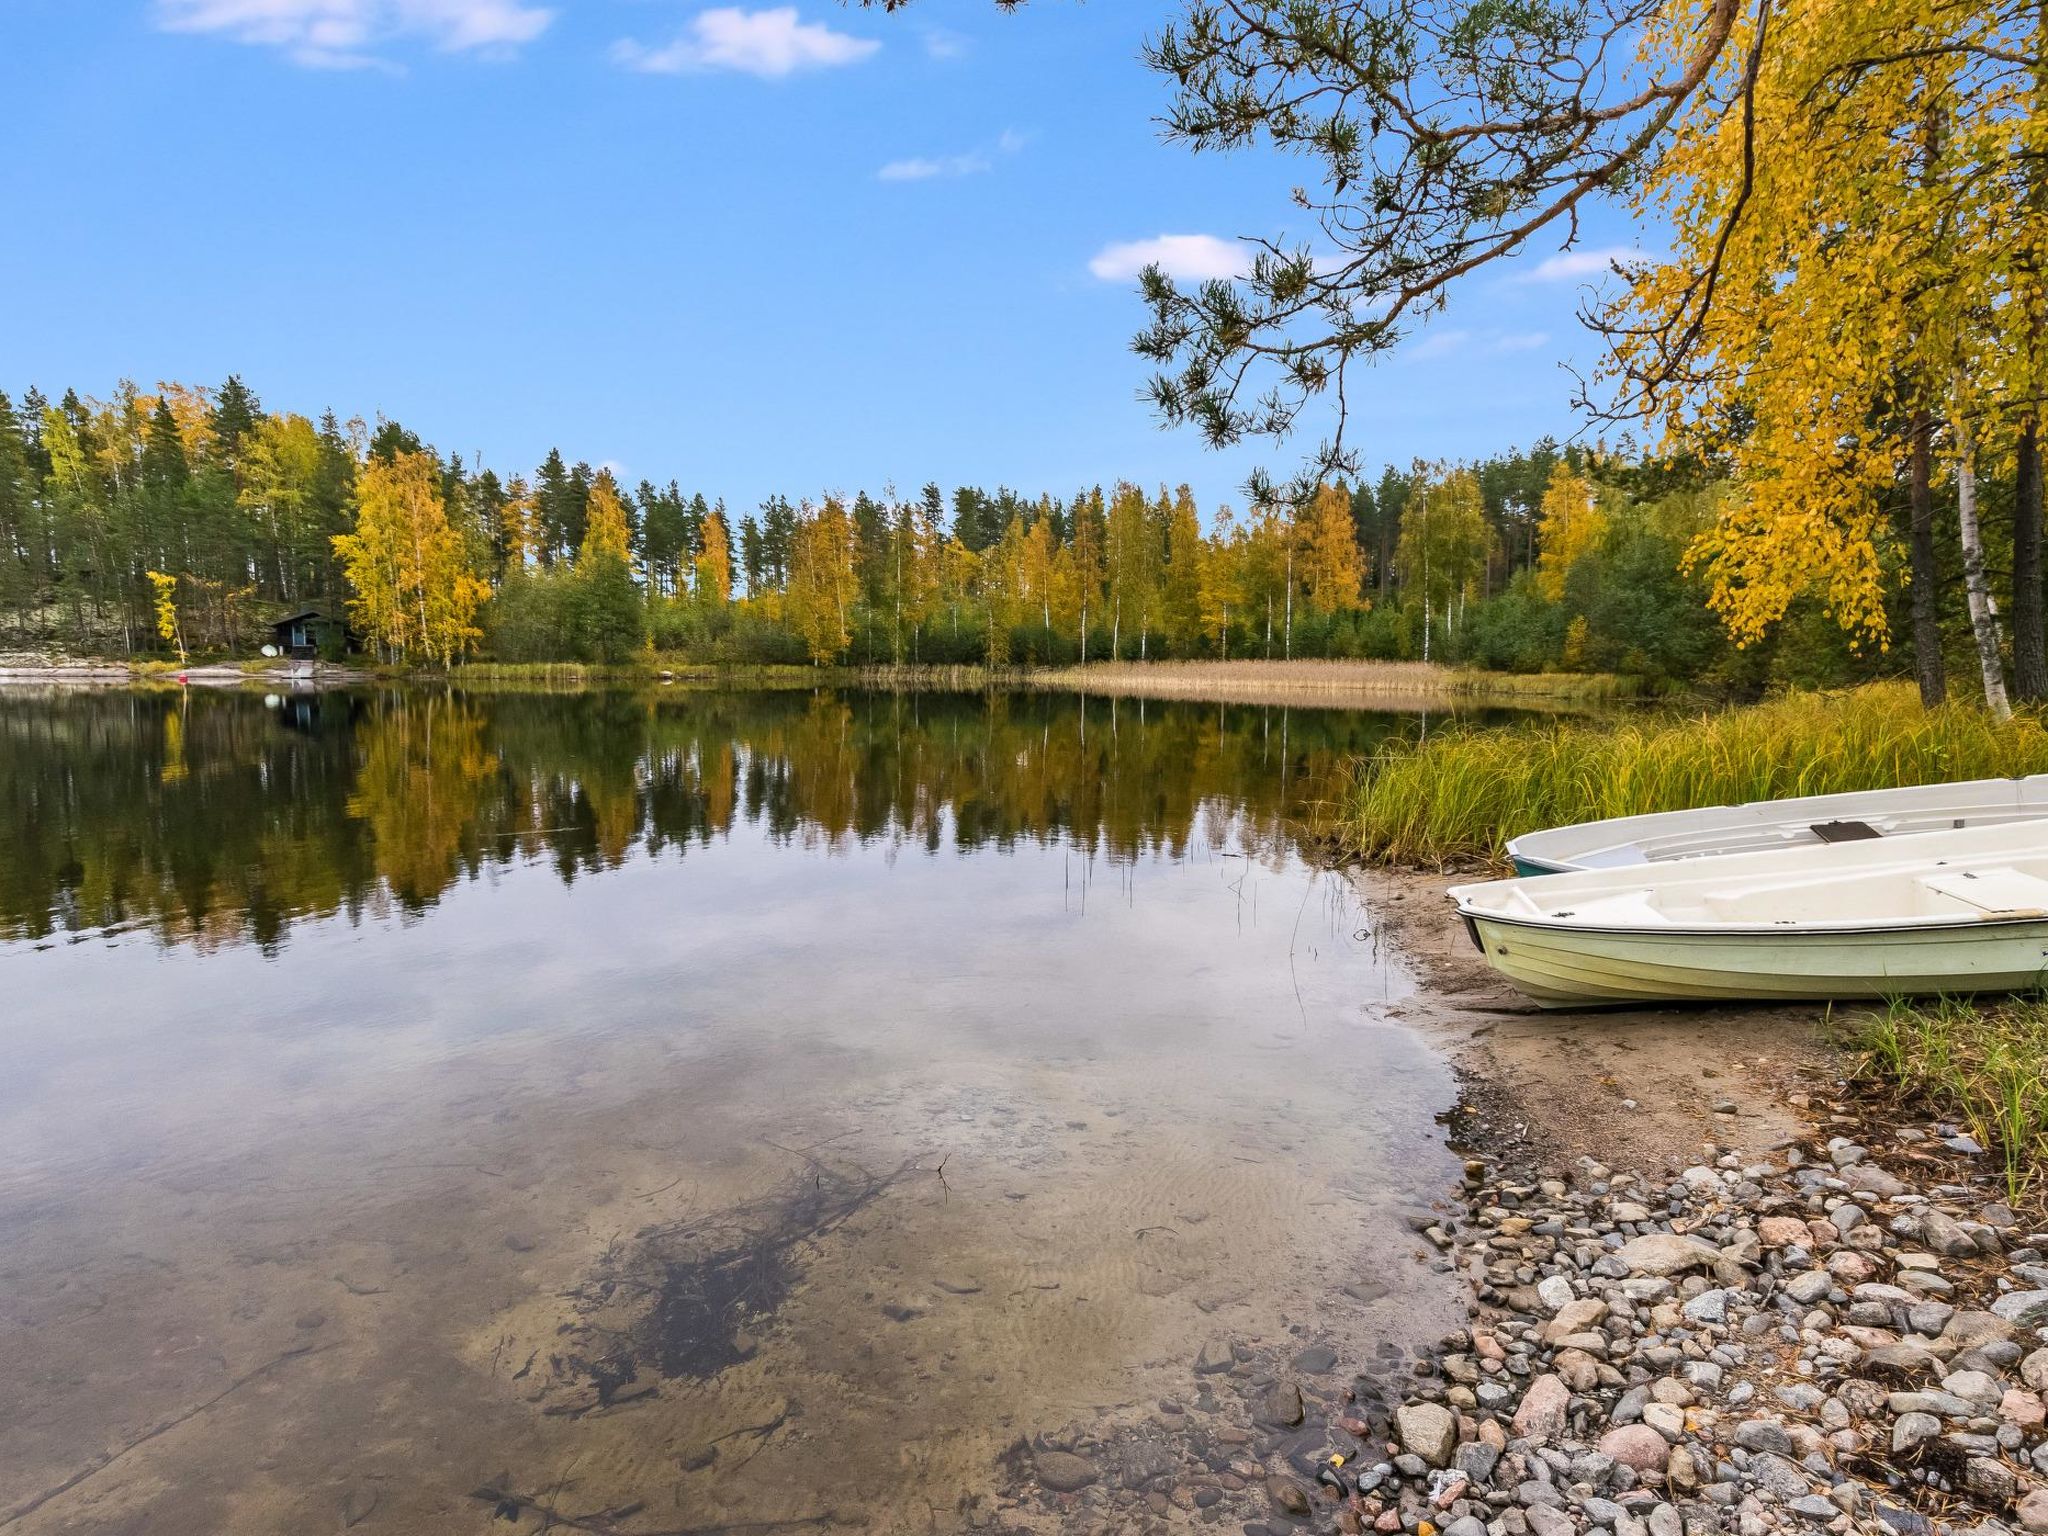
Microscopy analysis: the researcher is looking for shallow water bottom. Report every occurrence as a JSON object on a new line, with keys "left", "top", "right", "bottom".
{"left": 0, "top": 691, "right": 1471, "bottom": 1533}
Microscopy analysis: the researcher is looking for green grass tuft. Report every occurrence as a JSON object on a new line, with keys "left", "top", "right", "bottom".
{"left": 1849, "top": 997, "right": 2048, "bottom": 1204}
{"left": 1330, "top": 682, "right": 2048, "bottom": 868}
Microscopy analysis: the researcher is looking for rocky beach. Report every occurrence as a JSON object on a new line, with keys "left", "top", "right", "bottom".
{"left": 992, "top": 870, "right": 2048, "bottom": 1536}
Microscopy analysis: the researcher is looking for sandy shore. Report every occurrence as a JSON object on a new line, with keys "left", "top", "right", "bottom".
{"left": 1346, "top": 862, "right": 1835, "bottom": 1176}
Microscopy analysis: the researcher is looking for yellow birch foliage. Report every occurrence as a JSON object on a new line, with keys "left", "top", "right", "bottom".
{"left": 147, "top": 570, "right": 185, "bottom": 661}
{"left": 332, "top": 450, "right": 488, "bottom": 666}
{"left": 1295, "top": 483, "right": 1365, "bottom": 613}
{"left": 787, "top": 498, "right": 857, "bottom": 662}
{"left": 581, "top": 469, "right": 635, "bottom": 567}
{"left": 1534, "top": 463, "right": 1605, "bottom": 600}
{"left": 1607, "top": 0, "right": 2036, "bottom": 649}
{"left": 696, "top": 508, "right": 732, "bottom": 604}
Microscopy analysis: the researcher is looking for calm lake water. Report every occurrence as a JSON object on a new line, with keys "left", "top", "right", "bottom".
{"left": 1, "top": 686, "right": 1506, "bottom": 1534}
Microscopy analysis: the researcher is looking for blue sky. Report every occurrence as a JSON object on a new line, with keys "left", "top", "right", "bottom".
{"left": 0, "top": 0, "right": 1651, "bottom": 512}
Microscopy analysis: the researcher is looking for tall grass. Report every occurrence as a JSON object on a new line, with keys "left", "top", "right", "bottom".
{"left": 1333, "top": 682, "right": 2048, "bottom": 866}
{"left": 1852, "top": 997, "right": 2048, "bottom": 1203}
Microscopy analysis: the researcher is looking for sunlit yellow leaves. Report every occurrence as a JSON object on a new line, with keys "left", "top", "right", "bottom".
{"left": 1608, "top": 0, "right": 2040, "bottom": 656}
{"left": 580, "top": 469, "right": 635, "bottom": 567}
{"left": 332, "top": 450, "right": 489, "bottom": 666}
{"left": 1534, "top": 464, "right": 1605, "bottom": 601}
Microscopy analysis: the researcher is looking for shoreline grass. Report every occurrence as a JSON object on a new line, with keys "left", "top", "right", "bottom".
{"left": 1029, "top": 659, "right": 1637, "bottom": 705}
{"left": 1850, "top": 997, "right": 2048, "bottom": 1204}
{"left": 1328, "top": 681, "right": 2048, "bottom": 868}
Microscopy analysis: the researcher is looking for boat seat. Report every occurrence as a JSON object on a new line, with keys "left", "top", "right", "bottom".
{"left": 1921, "top": 868, "right": 2048, "bottom": 918}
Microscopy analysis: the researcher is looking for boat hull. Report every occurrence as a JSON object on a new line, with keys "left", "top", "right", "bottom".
{"left": 1467, "top": 912, "right": 2048, "bottom": 1009}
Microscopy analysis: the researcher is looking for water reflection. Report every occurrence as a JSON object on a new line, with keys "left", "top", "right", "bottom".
{"left": 0, "top": 683, "right": 1512, "bottom": 1536}
{"left": 0, "top": 686, "right": 1478, "bottom": 953}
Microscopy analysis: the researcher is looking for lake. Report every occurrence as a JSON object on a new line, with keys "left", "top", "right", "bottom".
{"left": 0, "top": 685, "right": 1504, "bottom": 1534}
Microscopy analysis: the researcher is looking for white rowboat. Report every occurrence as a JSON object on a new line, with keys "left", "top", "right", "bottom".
{"left": 1451, "top": 819, "right": 2048, "bottom": 1008}
{"left": 1505, "top": 774, "right": 2048, "bottom": 876}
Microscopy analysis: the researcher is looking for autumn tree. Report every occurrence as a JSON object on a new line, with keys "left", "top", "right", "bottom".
{"left": 332, "top": 449, "right": 488, "bottom": 666}
{"left": 695, "top": 505, "right": 733, "bottom": 606}
{"left": 1533, "top": 463, "right": 1606, "bottom": 601}
{"left": 1295, "top": 483, "right": 1366, "bottom": 615}
{"left": 787, "top": 498, "right": 858, "bottom": 663}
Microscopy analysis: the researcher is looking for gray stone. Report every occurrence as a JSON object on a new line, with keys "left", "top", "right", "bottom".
{"left": 1918, "top": 1207, "right": 1979, "bottom": 1257}
{"left": 1734, "top": 1420, "right": 1792, "bottom": 1456}
{"left": 1908, "top": 1301, "right": 1956, "bottom": 1336}
{"left": 1265, "top": 1475, "right": 1311, "bottom": 1516}
{"left": 1609, "top": 1384, "right": 1649, "bottom": 1425}
{"left": 1526, "top": 1505, "right": 1574, "bottom": 1536}
{"left": 1616, "top": 1233, "right": 1722, "bottom": 1277}
{"left": 1193, "top": 1338, "right": 1235, "bottom": 1374}
{"left": 1965, "top": 1457, "right": 2019, "bottom": 1504}
{"left": 1536, "top": 1274, "right": 1576, "bottom": 1313}
{"left": 1944, "top": 1309, "right": 2021, "bottom": 1351}
{"left": 1941, "top": 1369, "right": 2003, "bottom": 1406}
{"left": 1785, "top": 1271, "right": 1833, "bottom": 1306}
{"left": 1995, "top": 1290, "right": 2048, "bottom": 1326}
{"left": 1682, "top": 1289, "right": 1731, "bottom": 1326}
{"left": 1747, "top": 1452, "right": 1812, "bottom": 1501}
{"left": 2017, "top": 1487, "right": 2048, "bottom": 1534}
{"left": 1396, "top": 1401, "right": 1456, "bottom": 1466}
{"left": 1846, "top": 1163, "right": 1907, "bottom": 1197}
{"left": 1035, "top": 1451, "right": 1098, "bottom": 1491}
{"left": 1887, "top": 1390, "right": 1972, "bottom": 1418}
{"left": 1892, "top": 1412, "right": 1941, "bottom": 1454}
{"left": 1788, "top": 1495, "right": 1840, "bottom": 1520}
{"left": 1642, "top": 1401, "right": 1685, "bottom": 1441}
{"left": 1290, "top": 1343, "right": 1337, "bottom": 1374}
{"left": 1454, "top": 1440, "right": 1500, "bottom": 1485}
{"left": 2023, "top": 1347, "right": 2048, "bottom": 1394}
{"left": 1255, "top": 1382, "right": 1303, "bottom": 1427}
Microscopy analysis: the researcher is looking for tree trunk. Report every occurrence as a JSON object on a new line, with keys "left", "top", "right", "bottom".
{"left": 2015, "top": 420, "right": 2047, "bottom": 702}
{"left": 1907, "top": 411, "right": 1947, "bottom": 707}
{"left": 1283, "top": 546, "right": 1294, "bottom": 659}
{"left": 1955, "top": 416, "right": 2011, "bottom": 718}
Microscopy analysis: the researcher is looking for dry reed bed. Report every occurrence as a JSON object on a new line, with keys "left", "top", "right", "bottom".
{"left": 1031, "top": 659, "right": 1632, "bottom": 703}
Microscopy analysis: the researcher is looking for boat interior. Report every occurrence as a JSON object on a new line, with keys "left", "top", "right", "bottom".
{"left": 1469, "top": 842, "right": 2048, "bottom": 930}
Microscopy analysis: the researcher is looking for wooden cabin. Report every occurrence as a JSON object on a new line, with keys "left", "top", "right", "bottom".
{"left": 268, "top": 605, "right": 354, "bottom": 660}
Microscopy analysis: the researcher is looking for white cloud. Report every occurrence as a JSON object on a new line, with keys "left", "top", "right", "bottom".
{"left": 879, "top": 152, "right": 990, "bottom": 182}
{"left": 1404, "top": 328, "right": 1472, "bottom": 361}
{"left": 613, "top": 6, "right": 879, "bottom": 78}
{"left": 154, "top": 0, "right": 551, "bottom": 67}
{"left": 877, "top": 127, "right": 1027, "bottom": 184}
{"left": 1518, "top": 246, "right": 1645, "bottom": 283}
{"left": 1088, "top": 234, "right": 1244, "bottom": 283}
{"left": 921, "top": 27, "right": 967, "bottom": 60}
{"left": 1493, "top": 331, "right": 1551, "bottom": 352}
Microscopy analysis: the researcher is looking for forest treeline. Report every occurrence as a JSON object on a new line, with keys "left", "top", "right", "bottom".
{"left": 0, "top": 375, "right": 2024, "bottom": 690}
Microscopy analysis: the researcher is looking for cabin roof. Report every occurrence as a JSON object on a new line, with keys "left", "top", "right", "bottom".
{"left": 270, "top": 605, "right": 344, "bottom": 627}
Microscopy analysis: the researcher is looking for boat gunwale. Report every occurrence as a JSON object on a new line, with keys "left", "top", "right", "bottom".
{"left": 1452, "top": 904, "right": 2048, "bottom": 942}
